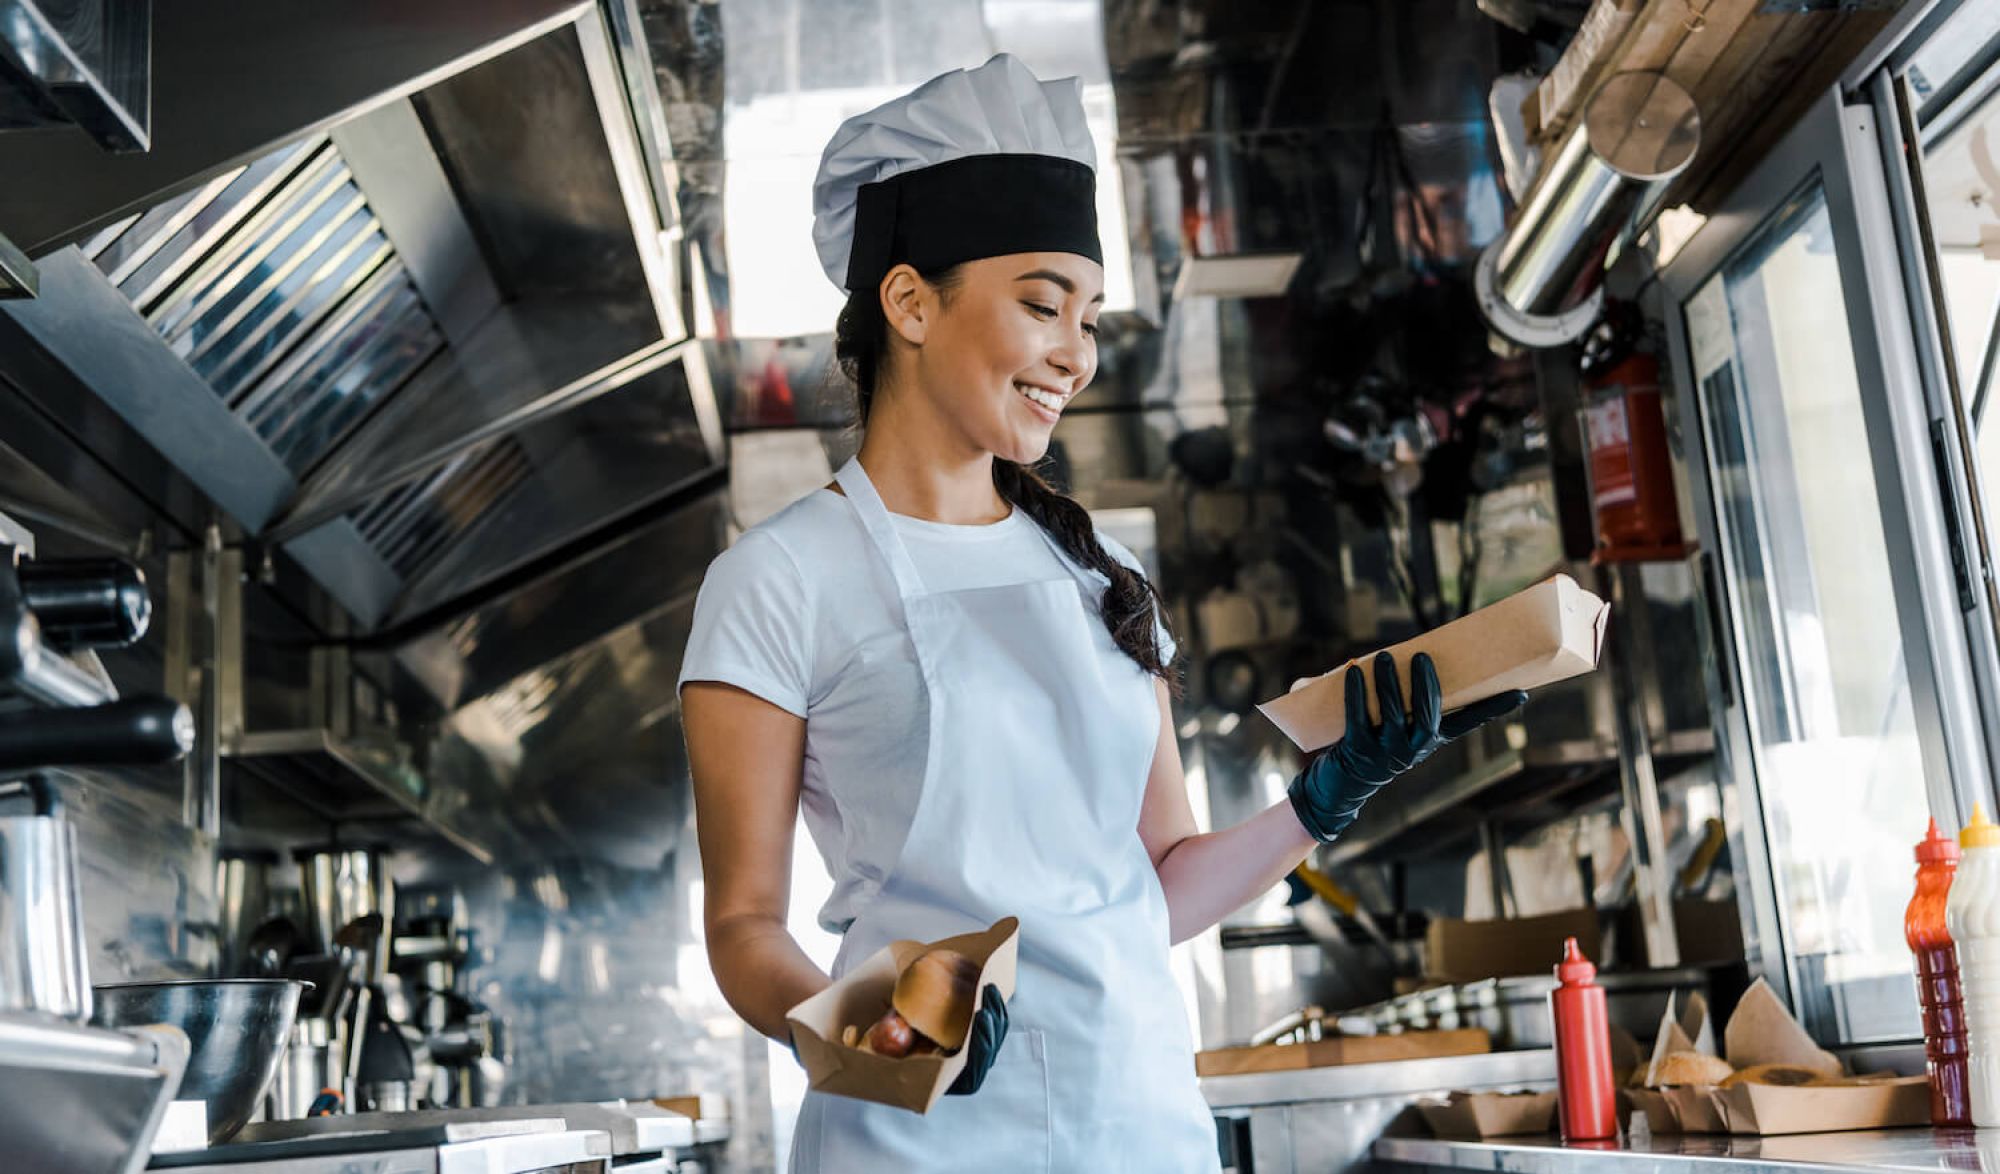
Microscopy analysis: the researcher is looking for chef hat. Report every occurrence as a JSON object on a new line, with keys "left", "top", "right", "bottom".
{"left": 812, "top": 53, "right": 1102, "bottom": 293}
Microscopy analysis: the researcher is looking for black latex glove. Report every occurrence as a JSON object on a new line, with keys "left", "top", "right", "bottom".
{"left": 946, "top": 984, "right": 1009, "bottom": 1096}
{"left": 1287, "top": 651, "right": 1527, "bottom": 843}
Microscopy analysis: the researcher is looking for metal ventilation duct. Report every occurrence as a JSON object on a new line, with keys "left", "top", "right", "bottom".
{"left": 0, "top": 0, "right": 152, "bottom": 152}
{"left": 2, "top": 2, "right": 721, "bottom": 639}
{"left": 1475, "top": 71, "right": 1700, "bottom": 347}
{"left": 74, "top": 136, "right": 446, "bottom": 475}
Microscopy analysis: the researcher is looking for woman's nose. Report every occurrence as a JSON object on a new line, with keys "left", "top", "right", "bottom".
{"left": 1048, "top": 337, "right": 1090, "bottom": 384}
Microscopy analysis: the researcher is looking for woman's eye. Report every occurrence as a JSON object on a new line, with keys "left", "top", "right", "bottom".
{"left": 1023, "top": 301, "right": 1058, "bottom": 318}
{"left": 1082, "top": 321, "right": 1100, "bottom": 338}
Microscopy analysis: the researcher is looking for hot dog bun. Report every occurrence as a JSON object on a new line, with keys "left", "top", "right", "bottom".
{"left": 1651, "top": 1051, "right": 1734, "bottom": 1087}
{"left": 893, "top": 947, "right": 982, "bottom": 1051}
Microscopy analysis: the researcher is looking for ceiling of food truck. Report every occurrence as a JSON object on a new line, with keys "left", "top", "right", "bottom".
{"left": 0, "top": 0, "right": 1563, "bottom": 864}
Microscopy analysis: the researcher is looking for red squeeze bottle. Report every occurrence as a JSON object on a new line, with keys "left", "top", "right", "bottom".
{"left": 1550, "top": 936, "right": 1617, "bottom": 1141}
{"left": 1907, "top": 818, "right": 1971, "bottom": 1126}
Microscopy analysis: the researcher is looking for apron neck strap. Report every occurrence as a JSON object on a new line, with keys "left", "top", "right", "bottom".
{"left": 833, "top": 456, "right": 1107, "bottom": 600}
{"left": 834, "top": 456, "right": 927, "bottom": 601}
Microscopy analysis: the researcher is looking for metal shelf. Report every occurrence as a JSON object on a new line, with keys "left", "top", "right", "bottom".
{"left": 224, "top": 728, "right": 493, "bottom": 864}
{"left": 1321, "top": 729, "right": 1715, "bottom": 867}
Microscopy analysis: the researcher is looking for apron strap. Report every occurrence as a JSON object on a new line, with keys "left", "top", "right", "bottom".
{"left": 833, "top": 455, "right": 1107, "bottom": 601}
{"left": 834, "top": 457, "right": 928, "bottom": 604}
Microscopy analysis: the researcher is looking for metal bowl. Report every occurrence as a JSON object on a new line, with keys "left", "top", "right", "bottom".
{"left": 91, "top": 978, "right": 307, "bottom": 1143}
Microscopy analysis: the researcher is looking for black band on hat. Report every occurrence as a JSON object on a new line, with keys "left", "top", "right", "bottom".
{"left": 845, "top": 153, "right": 1100, "bottom": 292}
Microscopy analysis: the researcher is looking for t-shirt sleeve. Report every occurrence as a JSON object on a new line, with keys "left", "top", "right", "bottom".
{"left": 1095, "top": 532, "right": 1179, "bottom": 664}
{"left": 677, "top": 530, "right": 813, "bottom": 718}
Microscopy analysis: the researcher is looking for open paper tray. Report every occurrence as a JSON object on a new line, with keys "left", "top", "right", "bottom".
{"left": 1418, "top": 1091, "right": 1557, "bottom": 1139}
{"left": 787, "top": 916, "right": 1020, "bottom": 1116}
{"left": 1258, "top": 574, "right": 1610, "bottom": 752}
{"left": 1716, "top": 1078, "right": 1930, "bottom": 1136}
{"left": 1624, "top": 1079, "right": 1929, "bottom": 1136}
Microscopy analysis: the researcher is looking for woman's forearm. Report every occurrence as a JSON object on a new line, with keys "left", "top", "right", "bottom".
{"left": 1155, "top": 799, "right": 1316, "bottom": 944}
{"left": 707, "top": 911, "right": 833, "bottom": 1041}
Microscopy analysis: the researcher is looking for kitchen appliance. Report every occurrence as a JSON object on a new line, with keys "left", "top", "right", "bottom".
{"left": 393, "top": 882, "right": 507, "bottom": 1109}
{"left": 148, "top": 1103, "right": 728, "bottom": 1173}
{"left": 0, "top": 774, "right": 92, "bottom": 1020}
{"left": 296, "top": 844, "right": 393, "bottom": 965}
{"left": 267, "top": 1014, "right": 335, "bottom": 1122}
{"left": 0, "top": 1012, "right": 191, "bottom": 1174}
{"left": 0, "top": 550, "right": 152, "bottom": 709}
{"left": 91, "top": 978, "right": 308, "bottom": 1144}
{"left": 0, "top": 695, "right": 196, "bottom": 769}
{"left": 151, "top": 1114, "right": 602, "bottom": 1173}
{"left": 13, "top": 557, "right": 152, "bottom": 650}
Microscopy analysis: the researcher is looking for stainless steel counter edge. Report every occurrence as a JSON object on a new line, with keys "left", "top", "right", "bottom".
{"left": 1203, "top": 1049, "right": 1558, "bottom": 1109}
{"left": 1374, "top": 1129, "right": 1996, "bottom": 1174}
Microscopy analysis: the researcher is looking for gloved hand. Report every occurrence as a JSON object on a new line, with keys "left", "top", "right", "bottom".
{"left": 946, "top": 984, "right": 1009, "bottom": 1095}
{"left": 783, "top": 984, "right": 1009, "bottom": 1096}
{"left": 1287, "top": 651, "right": 1527, "bottom": 843}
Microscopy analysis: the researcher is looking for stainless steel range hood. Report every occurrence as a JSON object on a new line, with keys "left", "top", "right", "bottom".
{"left": 1, "top": 2, "right": 722, "bottom": 638}
{"left": 0, "top": 2, "right": 728, "bottom": 864}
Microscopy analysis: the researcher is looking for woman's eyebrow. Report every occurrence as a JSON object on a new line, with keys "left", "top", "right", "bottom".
{"left": 1014, "top": 269, "right": 1107, "bottom": 305}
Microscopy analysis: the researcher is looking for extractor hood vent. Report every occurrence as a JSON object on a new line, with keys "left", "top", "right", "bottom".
{"left": 75, "top": 135, "right": 446, "bottom": 475}
{"left": 348, "top": 437, "right": 531, "bottom": 584}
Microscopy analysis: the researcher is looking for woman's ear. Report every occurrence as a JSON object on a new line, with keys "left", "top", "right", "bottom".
{"left": 880, "top": 264, "right": 930, "bottom": 346}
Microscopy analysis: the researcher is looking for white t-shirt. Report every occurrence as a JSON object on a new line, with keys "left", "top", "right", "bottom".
{"left": 677, "top": 487, "right": 1175, "bottom": 934}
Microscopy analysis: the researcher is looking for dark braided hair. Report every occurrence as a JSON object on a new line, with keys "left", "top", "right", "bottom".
{"left": 834, "top": 265, "right": 1182, "bottom": 697}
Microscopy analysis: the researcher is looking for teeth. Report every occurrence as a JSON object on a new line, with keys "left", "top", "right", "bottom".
{"left": 1016, "top": 384, "right": 1063, "bottom": 412}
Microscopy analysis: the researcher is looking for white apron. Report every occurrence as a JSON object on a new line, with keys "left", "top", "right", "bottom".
{"left": 789, "top": 457, "right": 1220, "bottom": 1173}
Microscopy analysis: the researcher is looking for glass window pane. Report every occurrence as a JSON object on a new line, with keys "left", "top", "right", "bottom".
{"left": 1686, "top": 186, "right": 1926, "bottom": 1045}
{"left": 1919, "top": 77, "right": 2000, "bottom": 579}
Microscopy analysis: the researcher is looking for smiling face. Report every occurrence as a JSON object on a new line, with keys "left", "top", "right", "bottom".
{"left": 890, "top": 251, "right": 1104, "bottom": 465}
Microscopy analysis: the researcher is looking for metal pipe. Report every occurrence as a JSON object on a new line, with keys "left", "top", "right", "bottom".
{"left": 1601, "top": 562, "right": 1679, "bottom": 968}
{"left": 0, "top": 1014, "right": 166, "bottom": 1070}
{"left": 1477, "top": 72, "right": 1701, "bottom": 348}
{"left": 182, "top": 524, "right": 221, "bottom": 839}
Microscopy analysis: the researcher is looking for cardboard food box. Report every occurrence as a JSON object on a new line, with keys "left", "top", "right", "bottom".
{"left": 786, "top": 916, "right": 1019, "bottom": 1115}
{"left": 1419, "top": 1090, "right": 1558, "bottom": 1139}
{"left": 1631, "top": 980, "right": 1929, "bottom": 1136}
{"left": 1258, "top": 573, "right": 1610, "bottom": 753}
{"left": 1195, "top": 1028, "right": 1490, "bottom": 1078}
{"left": 1423, "top": 907, "right": 1602, "bottom": 983}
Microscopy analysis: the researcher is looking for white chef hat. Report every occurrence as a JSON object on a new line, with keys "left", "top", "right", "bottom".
{"left": 812, "top": 53, "right": 1101, "bottom": 293}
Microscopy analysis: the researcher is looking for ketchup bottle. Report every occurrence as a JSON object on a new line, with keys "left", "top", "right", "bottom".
{"left": 1910, "top": 818, "right": 1971, "bottom": 1125}
{"left": 1550, "top": 936, "right": 1617, "bottom": 1141}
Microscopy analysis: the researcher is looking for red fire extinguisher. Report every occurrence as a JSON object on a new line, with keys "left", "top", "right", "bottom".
{"left": 1581, "top": 351, "right": 1685, "bottom": 562}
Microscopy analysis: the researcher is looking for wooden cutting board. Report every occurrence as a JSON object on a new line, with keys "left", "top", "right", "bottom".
{"left": 1195, "top": 1028, "right": 1491, "bottom": 1078}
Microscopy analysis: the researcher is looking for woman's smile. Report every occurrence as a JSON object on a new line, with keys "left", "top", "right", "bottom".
{"left": 1014, "top": 381, "right": 1066, "bottom": 424}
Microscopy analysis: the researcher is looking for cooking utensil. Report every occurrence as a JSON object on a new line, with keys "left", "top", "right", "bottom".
{"left": 239, "top": 916, "right": 300, "bottom": 979}
{"left": 1676, "top": 817, "right": 1728, "bottom": 897}
{"left": 332, "top": 915, "right": 385, "bottom": 1105}
{"left": 0, "top": 775, "right": 91, "bottom": 1020}
{"left": 91, "top": 978, "right": 308, "bottom": 1144}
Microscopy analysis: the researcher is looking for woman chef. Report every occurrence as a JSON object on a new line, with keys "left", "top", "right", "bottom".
{"left": 677, "top": 54, "right": 1525, "bottom": 1172}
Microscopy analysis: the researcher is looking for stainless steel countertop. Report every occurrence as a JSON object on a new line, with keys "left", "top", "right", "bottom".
{"left": 1202, "top": 1048, "right": 1557, "bottom": 1108}
{"left": 156, "top": 1127, "right": 607, "bottom": 1173}
{"left": 1374, "top": 1129, "right": 1991, "bottom": 1174}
